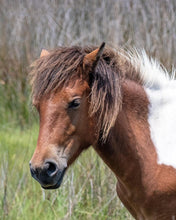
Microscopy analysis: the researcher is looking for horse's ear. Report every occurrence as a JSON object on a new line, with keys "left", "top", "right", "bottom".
{"left": 83, "top": 42, "right": 105, "bottom": 72}
{"left": 40, "top": 49, "right": 49, "bottom": 57}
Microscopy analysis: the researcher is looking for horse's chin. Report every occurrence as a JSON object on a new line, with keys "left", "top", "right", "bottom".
{"left": 41, "top": 182, "right": 61, "bottom": 190}
{"left": 41, "top": 168, "right": 66, "bottom": 190}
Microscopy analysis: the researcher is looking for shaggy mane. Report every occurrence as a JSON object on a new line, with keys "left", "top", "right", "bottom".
{"left": 30, "top": 45, "right": 171, "bottom": 140}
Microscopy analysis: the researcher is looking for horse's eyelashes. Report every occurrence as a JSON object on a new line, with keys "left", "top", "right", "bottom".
{"left": 68, "top": 98, "right": 81, "bottom": 109}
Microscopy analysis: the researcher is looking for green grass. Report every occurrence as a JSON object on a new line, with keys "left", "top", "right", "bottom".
{"left": 0, "top": 123, "right": 132, "bottom": 220}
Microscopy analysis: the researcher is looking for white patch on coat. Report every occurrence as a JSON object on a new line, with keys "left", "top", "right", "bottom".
{"left": 146, "top": 83, "right": 176, "bottom": 168}
{"left": 130, "top": 51, "right": 176, "bottom": 168}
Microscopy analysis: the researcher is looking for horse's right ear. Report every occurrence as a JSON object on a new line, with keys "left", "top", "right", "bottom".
{"left": 83, "top": 42, "right": 105, "bottom": 72}
{"left": 40, "top": 49, "right": 49, "bottom": 57}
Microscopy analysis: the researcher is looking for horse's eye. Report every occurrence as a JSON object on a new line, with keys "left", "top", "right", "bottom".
{"left": 68, "top": 99, "right": 81, "bottom": 109}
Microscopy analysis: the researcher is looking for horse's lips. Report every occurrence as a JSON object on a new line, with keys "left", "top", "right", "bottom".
{"left": 41, "top": 168, "right": 67, "bottom": 190}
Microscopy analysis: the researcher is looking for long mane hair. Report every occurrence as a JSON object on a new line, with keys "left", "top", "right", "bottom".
{"left": 30, "top": 46, "right": 143, "bottom": 140}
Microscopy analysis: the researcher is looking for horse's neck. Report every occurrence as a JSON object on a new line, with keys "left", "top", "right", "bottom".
{"left": 92, "top": 74, "right": 176, "bottom": 219}
{"left": 93, "top": 80, "right": 158, "bottom": 190}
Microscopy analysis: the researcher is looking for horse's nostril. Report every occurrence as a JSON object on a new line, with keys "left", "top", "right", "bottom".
{"left": 44, "top": 161, "right": 58, "bottom": 177}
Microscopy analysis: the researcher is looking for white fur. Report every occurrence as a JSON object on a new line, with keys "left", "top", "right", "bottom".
{"left": 130, "top": 51, "right": 176, "bottom": 168}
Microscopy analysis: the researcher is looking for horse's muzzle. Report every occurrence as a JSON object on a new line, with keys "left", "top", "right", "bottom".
{"left": 29, "top": 160, "right": 66, "bottom": 189}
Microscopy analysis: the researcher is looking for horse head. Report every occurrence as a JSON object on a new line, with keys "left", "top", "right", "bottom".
{"left": 29, "top": 43, "right": 106, "bottom": 189}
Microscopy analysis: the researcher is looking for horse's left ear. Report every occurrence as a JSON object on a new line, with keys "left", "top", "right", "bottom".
{"left": 40, "top": 49, "right": 49, "bottom": 57}
{"left": 83, "top": 42, "right": 105, "bottom": 72}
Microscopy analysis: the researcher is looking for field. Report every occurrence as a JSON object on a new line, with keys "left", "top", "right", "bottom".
{"left": 0, "top": 0, "right": 176, "bottom": 219}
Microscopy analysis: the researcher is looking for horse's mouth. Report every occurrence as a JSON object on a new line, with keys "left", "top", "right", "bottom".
{"left": 41, "top": 168, "right": 67, "bottom": 190}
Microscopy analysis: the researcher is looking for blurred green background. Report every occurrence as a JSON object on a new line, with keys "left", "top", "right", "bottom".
{"left": 0, "top": 0, "right": 176, "bottom": 219}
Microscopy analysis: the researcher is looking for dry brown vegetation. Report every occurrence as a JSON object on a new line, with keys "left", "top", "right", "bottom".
{"left": 1, "top": 0, "right": 176, "bottom": 124}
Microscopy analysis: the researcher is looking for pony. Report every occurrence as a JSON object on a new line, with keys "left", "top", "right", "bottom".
{"left": 29, "top": 43, "right": 176, "bottom": 219}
